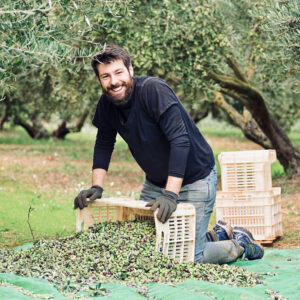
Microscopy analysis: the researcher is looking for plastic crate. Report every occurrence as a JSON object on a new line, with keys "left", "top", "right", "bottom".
{"left": 76, "top": 198, "right": 196, "bottom": 262}
{"left": 218, "top": 150, "right": 276, "bottom": 192}
{"left": 216, "top": 187, "right": 282, "bottom": 241}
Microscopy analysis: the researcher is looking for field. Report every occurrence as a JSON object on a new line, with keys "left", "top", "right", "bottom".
{"left": 0, "top": 117, "right": 299, "bottom": 249}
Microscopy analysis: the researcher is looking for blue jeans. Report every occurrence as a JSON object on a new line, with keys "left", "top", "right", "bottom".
{"left": 140, "top": 165, "right": 244, "bottom": 264}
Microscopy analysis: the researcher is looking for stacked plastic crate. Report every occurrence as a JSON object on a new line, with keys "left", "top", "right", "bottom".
{"left": 216, "top": 150, "right": 283, "bottom": 243}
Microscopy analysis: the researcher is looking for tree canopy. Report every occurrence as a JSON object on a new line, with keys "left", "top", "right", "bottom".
{"left": 0, "top": 0, "right": 132, "bottom": 92}
{"left": 1, "top": 0, "right": 299, "bottom": 174}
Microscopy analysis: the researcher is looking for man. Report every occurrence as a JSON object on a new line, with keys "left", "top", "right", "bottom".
{"left": 74, "top": 45, "right": 264, "bottom": 264}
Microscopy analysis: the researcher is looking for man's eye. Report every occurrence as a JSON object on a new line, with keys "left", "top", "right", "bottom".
{"left": 116, "top": 71, "right": 123, "bottom": 74}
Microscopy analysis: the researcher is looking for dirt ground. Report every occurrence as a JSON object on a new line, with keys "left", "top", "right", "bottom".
{"left": 1, "top": 134, "right": 299, "bottom": 249}
{"left": 271, "top": 177, "right": 300, "bottom": 248}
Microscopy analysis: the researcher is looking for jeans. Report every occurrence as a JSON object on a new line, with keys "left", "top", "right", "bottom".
{"left": 140, "top": 165, "right": 244, "bottom": 264}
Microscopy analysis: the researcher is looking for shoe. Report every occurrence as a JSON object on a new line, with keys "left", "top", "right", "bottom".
{"left": 233, "top": 227, "right": 264, "bottom": 260}
{"left": 213, "top": 220, "right": 233, "bottom": 241}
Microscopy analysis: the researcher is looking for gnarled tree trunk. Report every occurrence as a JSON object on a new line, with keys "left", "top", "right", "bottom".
{"left": 52, "top": 108, "right": 90, "bottom": 139}
{"left": 16, "top": 118, "right": 50, "bottom": 139}
{"left": 214, "top": 92, "right": 272, "bottom": 149}
{"left": 15, "top": 109, "right": 90, "bottom": 140}
{"left": 208, "top": 55, "right": 300, "bottom": 176}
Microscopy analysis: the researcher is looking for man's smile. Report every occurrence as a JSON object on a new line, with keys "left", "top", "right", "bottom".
{"left": 110, "top": 85, "right": 124, "bottom": 94}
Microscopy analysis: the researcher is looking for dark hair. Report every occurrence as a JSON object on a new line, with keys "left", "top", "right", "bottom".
{"left": 91, "top": 45, "right": 131, "bottom": 78}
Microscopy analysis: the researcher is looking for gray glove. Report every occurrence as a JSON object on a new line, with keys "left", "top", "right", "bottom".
{"left": 74, "top": 185, "right": 103, "bottom": 209}
{"left": 145, "top": 190, "right": 179, "bottom": 223}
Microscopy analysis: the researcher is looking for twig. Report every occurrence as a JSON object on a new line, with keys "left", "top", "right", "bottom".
{"left": 27, "top": 205, "right": 36, "bottom": 242}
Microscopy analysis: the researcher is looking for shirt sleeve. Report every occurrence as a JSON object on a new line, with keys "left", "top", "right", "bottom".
{"left": 142, "top": 79, "right": 190, "bottom": 178}
{"left": 92, "top": 99, "right": 117, "bottom": 170}
{"left": 142, "top": 79, "right": 179, "bottom": 122}
{"left": 159, "top": 105, "right": 190, "bottom": 178}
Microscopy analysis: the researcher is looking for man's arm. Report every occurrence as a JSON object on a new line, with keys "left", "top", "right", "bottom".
{"left": 143, "top": 82, "right": 190, "bottom": 222}
{"left": 92, "top": 168, "right": 107, "bottom": 187}
{"left": 165, "top": 176, "right": 183, "bottom": 195}
{"left": 74, "top": 99, "right": 116, "bottom": 209}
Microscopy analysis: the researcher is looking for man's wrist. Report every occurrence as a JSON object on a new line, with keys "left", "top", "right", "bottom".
{"left": 163, "top": 189, "right": 179, "bottom": 201}
{"left": 91, "top": 185, "right": 103, "bottom": 192}
{"left": 91, "top": 185, "right": 103, "bottom": 189}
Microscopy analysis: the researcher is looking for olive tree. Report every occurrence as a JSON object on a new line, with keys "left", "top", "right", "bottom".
{"left": 207, "top": 0, "right": 300, "bottom": 175}
{"left": 117, "top": 0, "right": 299, "bottom": 175}
{"left": 0, "top": 0, "right": 133, "bottom": 137}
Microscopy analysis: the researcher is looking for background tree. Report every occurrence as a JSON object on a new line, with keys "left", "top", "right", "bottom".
{"left": 207, "top": 0, "right": 300, "bottom": 175}
{"left": 0, "top": 0, "right": 133, "bottom": 137}
{"left": 117, "top": 0, "right": 299, "bottom": 175}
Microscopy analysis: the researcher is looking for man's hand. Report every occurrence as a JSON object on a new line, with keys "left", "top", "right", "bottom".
{"left": 74, "top": 185, "right": 103, "bottom": 209}
{"left": 145, "top": 190, "right": 178, "bottom": 223}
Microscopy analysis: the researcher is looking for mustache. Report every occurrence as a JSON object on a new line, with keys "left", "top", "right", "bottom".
{"left": 108, "top": 83, "right": 126, "bottom": 91}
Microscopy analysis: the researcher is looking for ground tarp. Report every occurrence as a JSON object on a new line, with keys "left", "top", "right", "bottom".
{"left": 0, "top": 249, "right": 299, "bottom": 299}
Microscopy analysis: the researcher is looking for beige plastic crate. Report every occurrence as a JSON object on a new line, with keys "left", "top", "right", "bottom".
{"left": 216, "top": 187, "right": 282, "bottom": 241}
{"left": 218, "top": 150, "right": 276, "bottom": 192}
{"left": 76, "top": 198, "right": 196, "bottom": 262}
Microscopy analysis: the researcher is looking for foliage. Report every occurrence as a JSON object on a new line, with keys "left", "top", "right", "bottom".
{"left": 0, "top": 0, "right": 132, "bottom": 93}
{"left": 2, "top": 0, "right": 299, "bottom": 129}
{"left": 1, "top": 1, "right": 299, "bottom": 172}
{"left": 215, "top": 0, "right": 300, "bottom": 132}
{"left": 0, "top": 0, "right": 133, "bottom": 136}
{"left": 123, "top": 0, "right": 230, "bottom": 118}
{"left": 124, "top": 0, "right": 299, "bottom": 132}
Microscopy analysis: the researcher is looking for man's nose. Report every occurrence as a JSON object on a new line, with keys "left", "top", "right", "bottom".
{"left": 110, "top": 75, "right": 119, "bottom": 86}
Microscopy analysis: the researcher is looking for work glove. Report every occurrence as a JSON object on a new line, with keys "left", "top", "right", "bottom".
{"left": 74, "top": 185, "right": 103, "bottom": 209}
{"left": 145, "top": 190, "right": 179, "bottom": 223}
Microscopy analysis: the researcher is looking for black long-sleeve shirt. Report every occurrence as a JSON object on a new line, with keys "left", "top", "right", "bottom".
{"left": 92, "top": 76, "right": 214, "bottom": 187}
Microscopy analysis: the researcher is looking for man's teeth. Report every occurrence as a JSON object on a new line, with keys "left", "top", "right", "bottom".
{"left": 112, "top": 86, "right": 122, "bottom": 92}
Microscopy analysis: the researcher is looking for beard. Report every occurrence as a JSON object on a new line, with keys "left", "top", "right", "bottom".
{"left": 102, "top": 77, "right": 134, "bottom": 107}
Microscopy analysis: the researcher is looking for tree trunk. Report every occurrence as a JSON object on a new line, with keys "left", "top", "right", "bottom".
{"left": 16, "top": 118, "right": 50, "bottom": 139}
{"left": 189, "top": 105, "right": 210, "bottom": 124}
{"left": 214, "top": 92, "right": 272, "bottom": 149}
{"left": 208, "top": 55, "right": 300, "bottom": 176}
{"left": 52, "top": 121, "right": 70, "bottom": 139}
{"left": 52, "top": 108, "right": 90, "bottom": 139}
{"left": 0, "top": 101, "right": 8, "bottom": 130}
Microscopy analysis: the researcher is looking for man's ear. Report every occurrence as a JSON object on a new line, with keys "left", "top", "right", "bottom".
{"left": 129, "top": 64, "right": 134, "bottom": 77}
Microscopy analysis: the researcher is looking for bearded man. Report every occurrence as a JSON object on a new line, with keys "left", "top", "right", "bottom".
{"left": 74, "top": 45, "right": 264, "bottom": 264}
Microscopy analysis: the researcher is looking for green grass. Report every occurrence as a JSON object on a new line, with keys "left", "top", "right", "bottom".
{"left": 0, "top": 185, "right": 75, "bottom": 247}
{"left": 199, "top": 116, "right": 244, "bottom": 138}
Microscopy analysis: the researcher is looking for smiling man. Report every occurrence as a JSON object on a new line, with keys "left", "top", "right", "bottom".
{"left": 74, "top": 45, "right": 264, "bottom": 264}
{"left": 97, "top": 58, "right": 134, "bottom": 106}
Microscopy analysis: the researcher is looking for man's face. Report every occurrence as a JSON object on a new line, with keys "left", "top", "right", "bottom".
{"left": 97, "top": 59, "right": 134, "bottom": 106}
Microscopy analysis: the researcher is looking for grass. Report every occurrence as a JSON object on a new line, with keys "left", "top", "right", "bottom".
{"left": 199, "top": 116, "right": 244, "bottom": 138}
{"left": 0, "top": 187, "right": 74, "bottom": 247}
{"left": 0, "top": 118, "right": 299, "bottom": 248}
